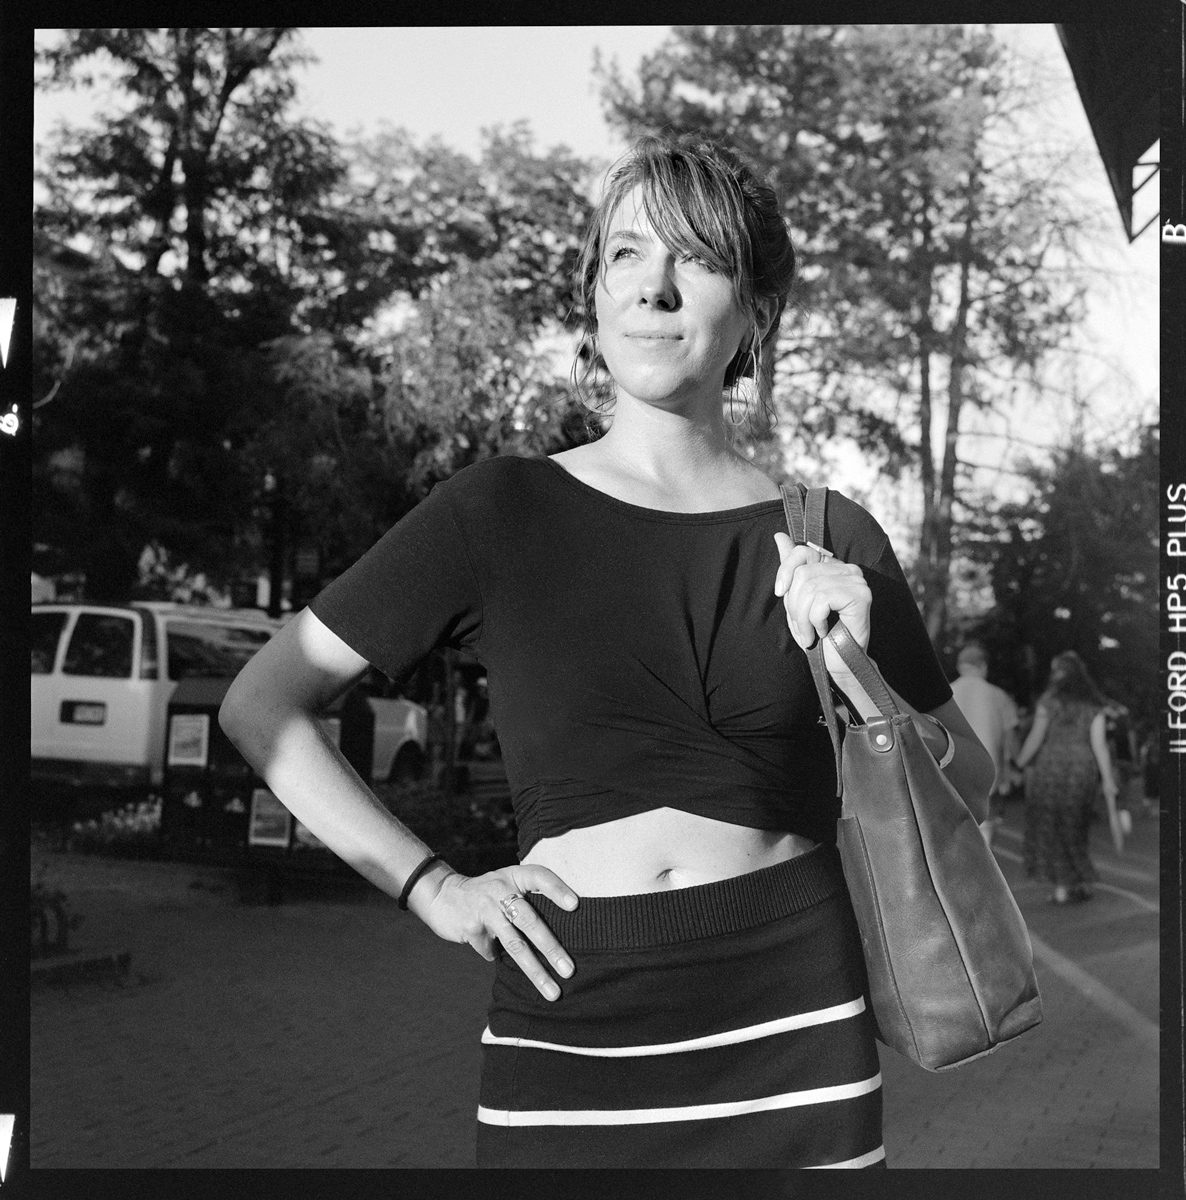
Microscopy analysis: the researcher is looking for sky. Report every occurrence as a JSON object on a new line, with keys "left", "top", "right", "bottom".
{"left": 289, "top": 26, "right": 669, "bottom": 164}
{"left": 34, "top": 24, "right": 1158, "bottom": 498}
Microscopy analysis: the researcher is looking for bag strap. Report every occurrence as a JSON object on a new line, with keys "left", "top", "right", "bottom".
{"left": 778, "top": 484, "right": 902, "bottom": 796}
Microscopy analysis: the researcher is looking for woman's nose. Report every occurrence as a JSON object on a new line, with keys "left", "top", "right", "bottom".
{"left": 638, "top": 257, "right": 678, "bottom": 309}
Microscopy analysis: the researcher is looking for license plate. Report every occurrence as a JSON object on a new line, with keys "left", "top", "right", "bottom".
{"left": 61, "top": 701, "right": 107, "bottom": 725}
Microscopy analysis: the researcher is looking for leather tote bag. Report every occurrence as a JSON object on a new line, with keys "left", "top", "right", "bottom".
{"left": 781, "top": 483, "right": 1043, "bottom": 1071}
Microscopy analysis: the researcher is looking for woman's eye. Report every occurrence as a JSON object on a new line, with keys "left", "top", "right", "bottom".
{"left": 681, "top": 253, "right": 715, "bottom": 271}
{"left": 608, "top": 245, "right": 636, "bottom": 262}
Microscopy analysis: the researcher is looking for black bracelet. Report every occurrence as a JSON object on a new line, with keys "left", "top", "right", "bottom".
{"left": 397, "top": 852, "right": 443, "bottom": 910}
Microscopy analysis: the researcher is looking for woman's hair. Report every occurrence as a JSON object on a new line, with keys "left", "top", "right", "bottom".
{"left": 1042, "top": 650, "right": 1106, "bottom": 708}
{"left": 571, "top": 134, "right": 796, "bottom": 431}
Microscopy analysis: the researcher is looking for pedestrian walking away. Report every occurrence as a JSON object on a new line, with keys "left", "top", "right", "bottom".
{"left": 1012, "top": 650, "right": 1124, "bottom": 904}
{"left": 949, "top": 642, "right": 1019, "bottom": 848}
{"left": 219, "top": 134, "right": 995, "bottom": 1170}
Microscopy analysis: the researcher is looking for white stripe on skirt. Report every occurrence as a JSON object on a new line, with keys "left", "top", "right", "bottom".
{"left": 477, "top": 1071, "right": 882, "bottom": 1127}
{"left": 481, "top": 996, "right": 866, "bottom": 1058}
{"left": 806, "top": 1144, "right": 887, "bottom": 1169}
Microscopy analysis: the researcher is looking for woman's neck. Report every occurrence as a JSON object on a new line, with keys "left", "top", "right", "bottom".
{"left": 559, "top": 394, "right": 778, "bottom": 512}
{"left": 595, "top": 395, "right": 737, "bottom": 485}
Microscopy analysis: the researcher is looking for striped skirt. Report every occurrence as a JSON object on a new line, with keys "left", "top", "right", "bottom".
{"left": 476, "top": 844, "right": 885, "bottom": 1168}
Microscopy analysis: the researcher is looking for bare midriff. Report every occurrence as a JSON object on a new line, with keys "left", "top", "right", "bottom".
{"left": 521, "top": 807, "right": 818, "bottom": 896}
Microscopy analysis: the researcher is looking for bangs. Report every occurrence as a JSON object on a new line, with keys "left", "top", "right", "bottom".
{"left": 599, "top": 151, "right": 753, "bottom": 305}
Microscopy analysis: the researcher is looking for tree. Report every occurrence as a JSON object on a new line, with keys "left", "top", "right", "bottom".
{"left": 355, "top": 124, "right": 594, "bottom": 493}
{"left": 960, "top": 424, "right": 1158, "bottom": 726}
{"left": 383, "top": 258, "right": 584, "bottom": 492}
{"left": 35, "top": 32, "right": 597, "bottom": 600}
{"left": 38, "top": 29, "right": 306, "bottom": 286}
{"left": 33, "top": 29, "right": 402, "bottom": 597}
{"left": 596, "top": 24, "right": 1089, "bottom": 637}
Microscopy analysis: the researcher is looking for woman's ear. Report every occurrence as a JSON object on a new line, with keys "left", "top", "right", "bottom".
{"left": 755, "top": 297, "right": 780, "bottom": 342}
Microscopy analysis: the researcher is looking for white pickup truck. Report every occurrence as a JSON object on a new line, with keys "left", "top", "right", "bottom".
{"left": 31, "top": 602, "right": 429, "bottom": 797}
{"left": 365, "top": 685, "right": 428, "bottom": 784}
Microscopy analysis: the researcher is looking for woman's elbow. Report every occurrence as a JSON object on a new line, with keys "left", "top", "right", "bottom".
{"left": 218, "top": 660, "right": 281, "bottom": 752}
{"left": 218, "top": 673, "right": 255, "bottom": 748}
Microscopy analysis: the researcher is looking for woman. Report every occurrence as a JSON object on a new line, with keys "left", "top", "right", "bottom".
{"left": 220, "top": 135, "right": 993, "bottom": 1170}
{"left": 1013, "top": 650, "right": 1122, "bottom": 904}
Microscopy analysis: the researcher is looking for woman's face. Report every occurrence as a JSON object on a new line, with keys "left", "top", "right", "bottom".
{"left": 593, "top": 184, "right": 750, "bottom": 413}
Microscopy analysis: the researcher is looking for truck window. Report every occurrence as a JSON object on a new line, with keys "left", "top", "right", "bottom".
{"left": 166, "top": 621, "right": 273, "bottom": 680}
{"left": 62, "top": 613, "right": 135, "bottom": 679}
{"left": 31, "top": 611, "right": 68, "bottom": 674}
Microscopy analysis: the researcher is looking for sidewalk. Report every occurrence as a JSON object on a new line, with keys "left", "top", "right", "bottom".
{"left": 29, "top": 798, "right": 1160, "bottom": 1169}
{"left": 881, "top": 803, "right": 1160, "bottom": 1167}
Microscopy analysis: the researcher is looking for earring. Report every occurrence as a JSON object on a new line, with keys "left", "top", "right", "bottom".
{"left": 726, "top": 330, "right": 761, "bottom": 427}
{"left": 574, "top": 333, "right": 612, "bottom": 415}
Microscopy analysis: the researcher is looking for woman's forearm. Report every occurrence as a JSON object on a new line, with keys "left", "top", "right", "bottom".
{"left": 1014, "top": 723, "right": 1045, "bottom": 768}
{"left": 220, "top": 698, "right": 444, "bottom": 901}
{"left": 1089, "top": 716, "right": 1117, "bottom": 791}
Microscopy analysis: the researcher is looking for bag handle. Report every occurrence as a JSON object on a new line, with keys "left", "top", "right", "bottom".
{"left": 779, "top": 484, "right": 902, "bottom": 796}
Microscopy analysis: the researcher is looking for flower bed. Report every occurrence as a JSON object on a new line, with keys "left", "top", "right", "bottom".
{"left": 69, "top": 796, "right": 163, "bottom": 858}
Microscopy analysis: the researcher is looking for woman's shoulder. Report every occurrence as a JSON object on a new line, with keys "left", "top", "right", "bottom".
{"left": 432, "top": 455, "right": 560, "bottom": 529}
{"left": 818, "top": 487, "right": 895, "bottom": 570}
{"left": 436, "top": 455, "right": 551, "bottom": 501}
{"left": 442, "top": 453, "right": 545, "bottom": 486}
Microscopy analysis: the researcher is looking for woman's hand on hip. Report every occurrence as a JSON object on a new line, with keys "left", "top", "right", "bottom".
{"left": 417, "top": 865, "right": 579, "bottom": 1001}
{"left": 773, "top": 531, "right": 872, "bottom": 673}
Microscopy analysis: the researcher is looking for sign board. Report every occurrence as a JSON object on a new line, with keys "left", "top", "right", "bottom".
{"left": 167, "top": 713, "right": 210, "bottom": 767}
{"left": 248, "top": 787, "right": 292, "bottom": 848}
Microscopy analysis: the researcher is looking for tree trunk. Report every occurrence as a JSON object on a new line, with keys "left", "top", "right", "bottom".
{"left": 916, "top": 330, "right": 939, "bottom": 621}
{"left": 928, "top": 191, "right": 978, "bottom": 643}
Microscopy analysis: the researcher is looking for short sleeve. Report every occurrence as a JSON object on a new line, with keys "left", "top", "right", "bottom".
{"left": 823, "top": 491, "right": 952, "bottom": 715}
{"left": 307, "top": 477, "right": 482, "bottom": 684}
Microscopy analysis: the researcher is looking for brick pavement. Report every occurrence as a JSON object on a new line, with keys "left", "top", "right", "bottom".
{"left": 878, "top": 800, "right": 1161, "bottom": 1169}
{"left": 29, "top": 799, "right": 1162, "bottom": 1169}
{"left": 31, "top": 857, "right": 489, "bottom": 1168}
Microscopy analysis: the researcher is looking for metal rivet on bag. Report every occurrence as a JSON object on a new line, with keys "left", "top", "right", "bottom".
{"left": 875, "top": 733, "right": 889, "bottom": 747}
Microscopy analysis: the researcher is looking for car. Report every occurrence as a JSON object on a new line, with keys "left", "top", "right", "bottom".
{"left": 31, "top": 602, "right": 287, "bottom": 804}
{"left": 355, "top": 668, "right": 428, "bottom": 785}
{"left": 31, "top": 602, "right": 430, "bottom": 809}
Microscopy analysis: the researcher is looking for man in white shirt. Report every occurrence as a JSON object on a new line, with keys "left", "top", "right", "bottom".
{"left": 950, "top": 643, "right": 1019, "bottom": 847}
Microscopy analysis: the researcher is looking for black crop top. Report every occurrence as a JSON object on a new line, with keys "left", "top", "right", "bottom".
{"left": 309, "top": 456, "right": 952, "bottom": 857}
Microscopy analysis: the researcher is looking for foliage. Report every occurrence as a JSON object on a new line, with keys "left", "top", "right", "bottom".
{"left": 38, "top": 29, "right": 312, "bottom": 287}
{"left": 33, "top": 248, "right": 279, "bottom": 596}
{"left": 347, "top": 121, "right": 592, "bottom": 325}
{"left": 959, "top": 425, "right": 1158, "bottom": 726}
{"left": 35, "top": 32, "right": 596, "bottom": 596}
{"left": 358, "top": 123, "right": 594, "bottom": 492}
{"left": 34, "top": 29, "right": 370, "bottom": 598}
{"left": 231, "top": 332, "right": 408, "bottom": 587}
{"left": 596, "top": 24, "right": 1090, "bottom": 636}
{"left": 382, "top": 260, "right": 585, "bottom": 491}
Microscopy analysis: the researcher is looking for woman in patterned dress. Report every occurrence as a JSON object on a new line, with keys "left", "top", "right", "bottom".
{"left": 1013, "top": 651, "right": 1123, "bottom": 904}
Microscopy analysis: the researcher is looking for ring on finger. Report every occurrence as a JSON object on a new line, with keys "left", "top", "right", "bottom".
{"left": 498, "top": 893, "right": 524, "bottom": 922}
{"left": 805, "top": 540, "right": 833, "bottom": 560}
